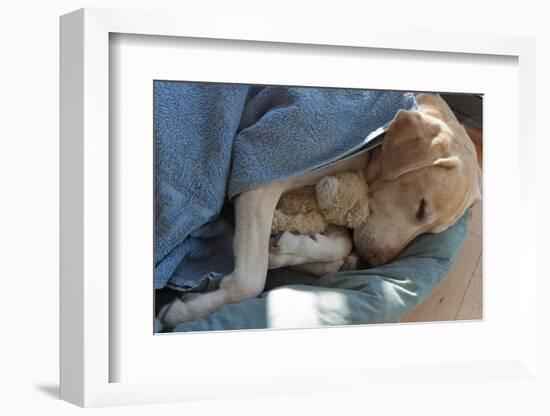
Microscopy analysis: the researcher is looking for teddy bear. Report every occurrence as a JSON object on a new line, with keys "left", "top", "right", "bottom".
{"left": 271, "top": 170, "right": 371, "bottom": 235}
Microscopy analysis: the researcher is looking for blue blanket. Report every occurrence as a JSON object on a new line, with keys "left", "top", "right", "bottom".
{"left": 154, "top": 82, "right": 417, "bottom": 291}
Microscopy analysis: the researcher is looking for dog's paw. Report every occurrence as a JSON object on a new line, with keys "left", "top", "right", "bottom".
{"left": 159, "top": 291, "right": 223, "bottom": 325}
{"left": 268, "top": 232, "right": 297, "bottom": 268}
{"left": 159, "top": 298, "right": 194, "bottom": 326}
{"left": 269, "top": 233, "right": 290, "bottom": 268}
{"left": 269, "top": 231, "right": 296, "bottom": 254}
{"left": 270, "top": 231, "right": 319, "bottom": 254}
{"left": 269, "top": 233, "right": 283, "bottom": 254}
{"left": 268, "top": 231, "right": 321, "bottom": 269}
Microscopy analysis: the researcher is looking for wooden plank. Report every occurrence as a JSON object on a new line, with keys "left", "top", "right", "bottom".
{"left": 455, "top": 256, "right": 483, "bottom": 320}
{"left": 468, "top": 202, "right": 482, "bottom": 238}
{"left": 402, "top": 233, "right": 482, "bottom": 323}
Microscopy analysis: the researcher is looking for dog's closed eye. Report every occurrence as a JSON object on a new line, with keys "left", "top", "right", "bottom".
{"left": 416, "top": 198, "right": 428, "bottom": 221}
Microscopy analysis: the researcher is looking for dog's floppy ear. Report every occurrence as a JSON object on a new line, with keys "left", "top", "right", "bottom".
{"left": 379, "top": 110, "right": 459, "bottom": 181}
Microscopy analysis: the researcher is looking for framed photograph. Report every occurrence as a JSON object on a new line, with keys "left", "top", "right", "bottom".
{"left": 60, "top": 8, "right": 538, "bottom": 407}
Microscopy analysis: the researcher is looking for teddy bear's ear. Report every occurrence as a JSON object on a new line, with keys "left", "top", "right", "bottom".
{"left": 379, "top": 110, "right": 456, "bottom": 181}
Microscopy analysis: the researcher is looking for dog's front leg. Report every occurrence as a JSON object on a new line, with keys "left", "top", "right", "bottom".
{"left": 162, "top": 183, "right": 284, "bottom": 326}
{"left": 220, "top": 183, "right": 285, "bottom": 301}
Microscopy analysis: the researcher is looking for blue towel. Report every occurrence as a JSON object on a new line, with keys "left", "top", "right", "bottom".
{"left": 154, "top": 82, "right": 417, "bottom": 291}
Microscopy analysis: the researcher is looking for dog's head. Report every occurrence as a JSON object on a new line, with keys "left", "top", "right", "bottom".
{"left": 353, "top": 93, "right": 481, "bottom": 266}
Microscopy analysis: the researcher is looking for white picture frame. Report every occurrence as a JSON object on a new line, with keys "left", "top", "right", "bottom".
{"left": 60, "top": 7, "right": 539, "bottom": 407}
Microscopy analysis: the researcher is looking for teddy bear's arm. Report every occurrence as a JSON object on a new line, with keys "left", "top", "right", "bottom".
{"left": 271, "top": 209, "right": 327, "bottom": 234}
{"left": 271, "top": 187, "right": 328, "bottom": 234}
{"left": 316, "top": 171, "right": 370, "bottom": 228}
{"left": 274, "top": 186, "right": 318, "bottom": 214}
{"left": 343, "top": 200, "right": 370, "bottom": 228}
{"left": 315, "top": 172, "right": 368, "bottom": 210}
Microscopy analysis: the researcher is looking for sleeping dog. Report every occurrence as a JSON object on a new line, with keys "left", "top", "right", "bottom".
{"left": 162, "top": 93, "right": 481, "bottom": 325}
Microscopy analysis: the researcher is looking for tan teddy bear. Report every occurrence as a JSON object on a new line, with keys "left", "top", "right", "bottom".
{"left": 271, "top": 170, "right": 370, "bottom": 235}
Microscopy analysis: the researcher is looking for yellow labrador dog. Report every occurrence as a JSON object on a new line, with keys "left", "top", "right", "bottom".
{"left": 162, "top": 93, "right": 481, "bottom": 325}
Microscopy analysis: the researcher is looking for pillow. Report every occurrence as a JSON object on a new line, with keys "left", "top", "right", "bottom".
{"left": 159, "top": 210, "right": 470, "bottom": 332}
